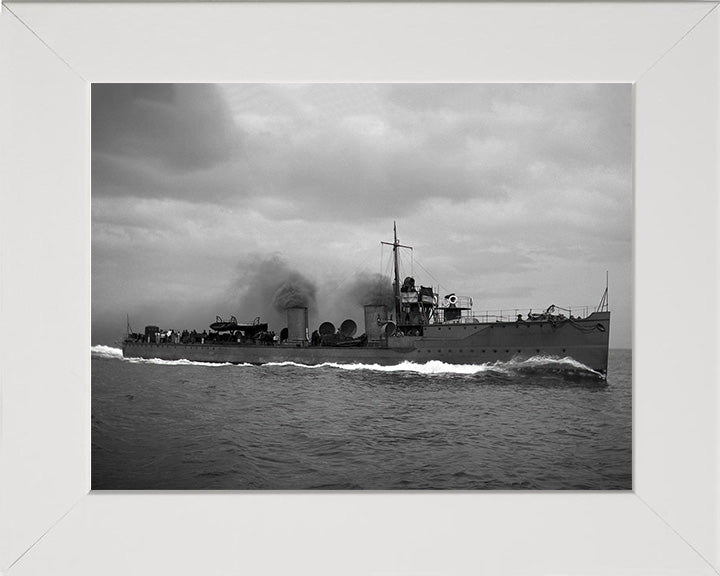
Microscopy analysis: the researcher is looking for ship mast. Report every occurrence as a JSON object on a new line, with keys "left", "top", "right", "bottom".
{"left": 596, "top": 271, "right": 609, "bottom": 312}
{"left": 381, "top": 221, "right": 411, "bottom": 322}
{"left": 393, "top": 222, "right": 401, "bottom": 321}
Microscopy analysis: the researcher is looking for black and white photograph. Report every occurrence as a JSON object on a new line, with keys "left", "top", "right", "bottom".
{"left": 91, "top": 83, "right": 632, "bottom": 490}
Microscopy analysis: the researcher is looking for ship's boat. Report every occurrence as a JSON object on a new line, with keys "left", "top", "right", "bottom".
{"left": 123, "top": 224, "right": 611, "bottom": 376}
{"left": 209, "top": 316, "right": 268, "bottom": 337}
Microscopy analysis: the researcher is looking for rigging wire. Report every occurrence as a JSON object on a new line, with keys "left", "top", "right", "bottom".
{"left": 327, "top": 246, "right": 378, "bottom": 292}
{"left": 383, "top": 247, "right": 394, "bottom": 280}
{"left": 413, "top": 257, "right": 444, "bottom": 296}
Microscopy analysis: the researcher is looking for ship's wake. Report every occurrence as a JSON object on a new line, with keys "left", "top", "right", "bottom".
{"left": 91, "top": 345, "right": 125, "bottom": 360}
{"left": 91, "top": 346, "right": 245, "bottom": 367}
{"left": 260, "top": 356, "right": 603, "bottom": 379}
{"left": 91, "top": 346, "right": 603, "bottom": 378}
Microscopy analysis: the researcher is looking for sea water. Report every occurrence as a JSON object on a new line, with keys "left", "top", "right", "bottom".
{"left": 91, "top": 348, "right": 631, "bottom": 490}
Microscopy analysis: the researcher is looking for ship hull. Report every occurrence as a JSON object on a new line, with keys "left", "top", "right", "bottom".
{"left": 123, "top": 312, "right": 610, "bottom": 374}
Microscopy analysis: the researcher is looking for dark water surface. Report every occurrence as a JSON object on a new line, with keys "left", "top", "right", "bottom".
{"left": 91, "top": 348, "right": 631, "bottom": 490}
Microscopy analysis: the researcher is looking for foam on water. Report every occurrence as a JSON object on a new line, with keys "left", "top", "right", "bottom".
{"left": 501, "top": 355, "right": 603, "bottom": 376}
{"left": 91, "top": 346, "right": 243, "bottom": 367}
{"left": 263, "top": 356, "right": 600, "bottom": 376}
{"left": 92, "top": 345, "right": 600, "bottom": 376}
{"left": 127, "top": 358, "right": 240, "bottom": 367}
{"left": 260, "top": 360, "right": 494, "bottom": 374}
{"left": 91, "top": 345, "right": 124, "bottom": 359}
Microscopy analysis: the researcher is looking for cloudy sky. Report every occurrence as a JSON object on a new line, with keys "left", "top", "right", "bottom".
{"left": 92, "top": 83, "right": 632, "bottom": 348}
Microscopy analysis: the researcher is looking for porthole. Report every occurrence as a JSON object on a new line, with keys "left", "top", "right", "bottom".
{"left": 493, "top": 349, "right": 497, "bottom": 353}
{"left": 562, "top": 348, "right": 566, "bottom": 353}
{"left": 505, "top": 349, "right": 509, "bottom": 353}
{"left": 536, "top": 349, "right": 540, "bottom": 353}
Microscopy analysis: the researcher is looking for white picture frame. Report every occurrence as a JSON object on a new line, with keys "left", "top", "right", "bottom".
{"left": 1, "top": 2, "right": 718, "bottom": 574}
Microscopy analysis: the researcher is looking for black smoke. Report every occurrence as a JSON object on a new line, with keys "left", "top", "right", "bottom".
{"left": 349, "top": 273, "right": 395, "bottom": 308}
{"left": 232, "top": 254, "right": 317, "bottom": 330}
{"left": 272, "top": 274, "right": 317, "bottom": 311}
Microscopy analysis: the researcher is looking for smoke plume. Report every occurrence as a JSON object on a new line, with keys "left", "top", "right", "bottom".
{"left": 272, "top": 274, "right": 317, "bottom": 311}
{"left": 350, "top": 273, "right": 395, "bottom": 308}
{"left": 231, "top": 254, "right": 317, "bottom": 330}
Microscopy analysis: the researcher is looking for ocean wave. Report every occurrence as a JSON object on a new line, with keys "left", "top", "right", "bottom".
{"left": 261, "top": 356, "right": 601, "bottom": 377}
{"left": 90, "top": 346, "right": 245, "bottom": 367}
{"left": 260, "top": 360, "right": 494, "bottom": 374}
{"left": 500, "top": 355, "right": 603, "bottom": 376}
{"left": 126, "top": 358, "right": 240, "bottom": 367}
{"left": 90, "top": 345, "right": 124, "bottom": 359}
{"left": 91, "top": 346, "right": 601, "bottom": 376}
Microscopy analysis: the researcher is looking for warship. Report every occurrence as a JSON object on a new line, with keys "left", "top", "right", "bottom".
{"left": 122, "top": 224, "right": 611, "bottom": 375}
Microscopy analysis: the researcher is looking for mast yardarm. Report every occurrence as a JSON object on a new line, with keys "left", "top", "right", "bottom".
{"left": 381, "top": 221, "right": 412, "bottom": 321}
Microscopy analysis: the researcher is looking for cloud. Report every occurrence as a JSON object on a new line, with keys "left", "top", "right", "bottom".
{"left": 92, "top": 83, "right": 631, "bottom": 218}
{"left": 92, "top": 83, "right": 242, "bottom": 179}
{"left": 91, "top": 83, "right": 633, "bottom": 347}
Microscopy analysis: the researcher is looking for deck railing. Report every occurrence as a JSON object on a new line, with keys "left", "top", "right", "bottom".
{"left": 433, "top": 305, "right": 595, "bottom": 324}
